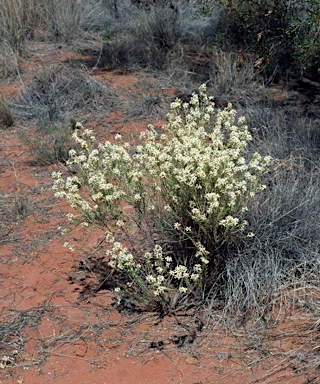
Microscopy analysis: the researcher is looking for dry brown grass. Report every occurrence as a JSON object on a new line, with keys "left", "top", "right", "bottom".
{"left": 0, "top": 0, "right": 99, "bottom": 58}
{"left": 36, "top": 0, "right": 96, "bottom": 43}
{"left": 0, "top": 0, "right": 37, "bottom": 54}
{"left": 0, "top": 41, "right": 19, "bottom": 79}
{"left": 208, "top": 49, "right": 263, "bottom": 98}
{"left": 0, "top": 92, "right": 14, "bottom": 128}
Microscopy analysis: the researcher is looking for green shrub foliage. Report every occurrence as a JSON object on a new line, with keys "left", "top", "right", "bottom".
{"left": 208, "top": 0, "right": 320, "bottom": 78}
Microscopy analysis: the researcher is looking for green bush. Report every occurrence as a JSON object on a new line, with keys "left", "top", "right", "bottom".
{"left": 53, "top": 85, "right": 271, "bottom": 313}
{"left": 207, "top": 0, "right": 320, "bottom": 78}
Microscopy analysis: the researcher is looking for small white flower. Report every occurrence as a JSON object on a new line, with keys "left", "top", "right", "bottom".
{"left": 144, "top": 252, "right": 152, "bottom": 260}
{"left": 191, "top": 273, "right": 200, "bottom": 281}
{"left": 200, "top": 257, "right": 209, "bottom": 265}
{"left": 219, "top": 216, "right": 239, "bottom": 228}
{"left": 170, "top": 265, "right": 189, "bottom": 279}
{"left": 66, "top": 213, "right": 74, "bottom": 221}
{"left": 146, "top": 275, "right": 157, "bottom": 284}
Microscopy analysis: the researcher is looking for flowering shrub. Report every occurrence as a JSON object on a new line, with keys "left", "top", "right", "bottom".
{"left": 52, "top": 85, "right": 271, "bottom": 312}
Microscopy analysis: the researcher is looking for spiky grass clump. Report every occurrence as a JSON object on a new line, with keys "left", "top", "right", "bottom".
{"left": 18, "top": 65, "right": 116, "bottom": 122}
{"left": 221, "top": 103, "right": 320, "bottom": 319}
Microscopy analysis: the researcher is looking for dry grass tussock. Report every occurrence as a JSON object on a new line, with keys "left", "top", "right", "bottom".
{"left": 207, "top": 49, "right": 263, "bottom": 99}
{"left": 35, "top": 0, "right": 98, "bottom": 43}
{"left": 0, "top": 0, "right": 100, "bottom": 54}
{"left": 0, "top": 91, "right": 14, "bottom": 128}
{"left": 15, "top": 64, "right": 117, "bottom": 122}
{"left": 220, "top": 104, "right": 320, "bottom": 321}
{"left": 14, "top": 64, "right": 118, "bottom": 164}
{"left": 0, "top": 0, "right": 37, "bottom": 53}
{"left": 95, "top": 0, "right": 219, "bottom": 72}
{"left": 0, "top": 42, "right": 19, "bottom": 80}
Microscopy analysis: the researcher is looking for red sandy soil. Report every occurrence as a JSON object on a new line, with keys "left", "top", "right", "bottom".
{"left": 0, "top": 43, "right": 319, "bottom": 384}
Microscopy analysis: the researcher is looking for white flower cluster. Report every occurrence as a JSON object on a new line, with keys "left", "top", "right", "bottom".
{"left": 106, "top": 235, "right": 205, "bottom": 299}
{"left": 135, "top": 84, "right": 271, "bottom": 245}
{"left": 143, "top": 244, "right": 205, "bottom": 296}
{"left": 143, "top": 245, "right": 170, "bottom": 296}
{"left": 107, "top": 242, "right": 135, "bottom": 270}
{"left": 52, "top": 125, "right": 141, "bottom": 225}
{"left": 52, "top": 85, "right": 271, "bottom": 309}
